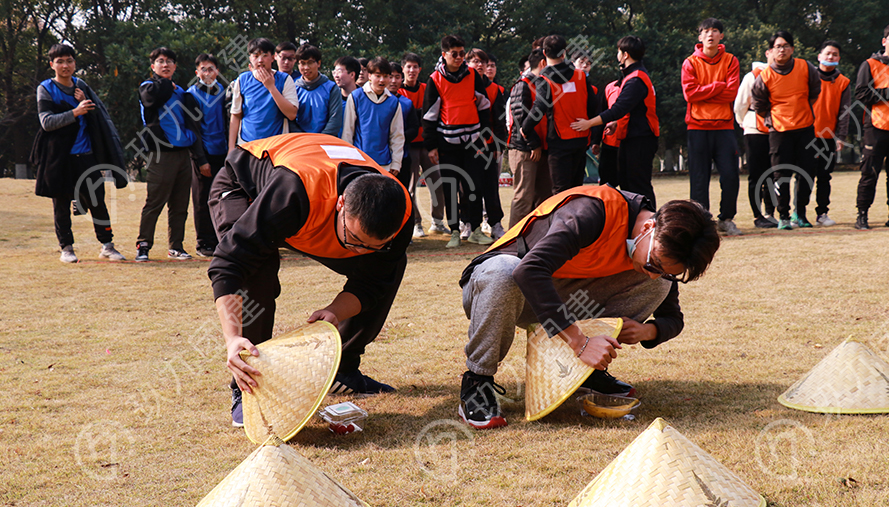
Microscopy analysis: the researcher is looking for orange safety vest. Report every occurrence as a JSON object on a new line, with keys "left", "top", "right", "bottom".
{"left": 485, "top": 185, "right": 634, "bottom": 279}
{"left": 431, "top": 67, "right": 481, "bottom": 126}
{"left": 542, "top": 68, "right": 590, "bottom": 141}
{"left": 239, "top": 133, "right": 412, "bottom": 259}
{"left": 751, "top": 67, "right": 769, "bottom": 134}
{"left": 620, "top": 69, "right": 660, "bottom": 137}
{"left": 866, "top": 58, "right": 889, "bottom": 130}
{"left": 602, "top": 80, "right": 629, "bottom": 146}
{"left": 812, "top": 72, "right": 850, "bottom": 139}
{"left": 484, "top": 81, "right": 501, "bottom": 145}
{"left": 760, "top": 59, "right": 814, "bottom": 132}
{"left": 398, "top": 83, "right": 426, "bottom": 144}
{"left": 686, "top": 52, "right": 734, "bottom": 122}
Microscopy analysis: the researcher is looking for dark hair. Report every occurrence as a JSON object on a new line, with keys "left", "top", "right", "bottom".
{"left": 518, "top": 55, "right": 529, "bottom": 73}
{"left": 344, "top": 174, "right": 406, "bottom": 239}
{"left": 357, "top": 57, "right": 369, "bottom": 67}
{"left": 571, "top": 48, "right": 591, "bottom": 63}
{"left": 367, "top": 57, "right": 392, "bottom": 75}
{"left": 769, "top": 30, "right": 794, "bottom": 48}
{"left": 149, "top": 47, "right": 177, "bottom": 64}
{"left": 528, "top": 48, "right": 546, "bottom": 69}
{"left": 276, "top": 41, "right": 297, "bottom": 53}
{"left": 402, "top": 52, "right": 422, "bottom": 67}
{"left": 617, "top": 36, "right": 646, "bottom": 61}
{"left": 48, "top": 44, "right": 76, "bottom": 60}
{"left": 531, "top": 37, "right": 545, "bottom": 50}
{"left": 441, "top": 35, "right": 466, "bottom": 52}
{"left": 466, "top": 48, "right": 489, "bottom": 64}
{"left": 818, "top": 40, "right": 842, "bottom": 54}
{"left": 389, "top": 62, "right": 403, "bottom": 77}
{"left": 334, "top": 56, "right": 361, "bottom": 78}
{"left": 542, "top": 35, "right": 567, "bottom": 59}
{"left": 295, "top": 44, "right": 322, "bottom": 63}
{"left": 195, "top": 53, "right": 219, "bottom": 68}
{"left": 653, "top": 200, "right": 720, "bottom": 283}
{"left": 248, "top": 38, "right": 276, "bottom": 55}
{"left": 698, "top": 18, "right": 724, "bottom": 33}
{"left": 487, "top": 53, "right": 497, "bottom": 64}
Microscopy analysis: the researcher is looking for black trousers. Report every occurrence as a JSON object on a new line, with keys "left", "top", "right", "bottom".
{"left": 745, "top": 134, "right": 775, "bottom": 218}
{"left": 192, "top": 153, "right": 225, "bottom": 250}
{"left": 856, "top": 126, "right": 889, "bottom": 212}
{"left": 769, "top": 126, "right": 815, "bottom": 219}
{"left": 687, "top": 129, "right": 739, "bottom": 220}
{"left": 52, "top": 152, "right": 113, "bottom": 247}
{"left": 597, "top": 143, "right": 620, "bottom": 187}
{"left": 809, "top": 137, "right": 837, "bottom": 216}
{"left": 547, "top": 144, "right": 587, "bottom": 195}
{"left": 438, "top": 144, "right": 484, "bottom": 231}
{"left": 480, "top": 147, "right": 505, "bottom": 226}
{"left": 618, "top": 135, "right": 658, "bottom": 207}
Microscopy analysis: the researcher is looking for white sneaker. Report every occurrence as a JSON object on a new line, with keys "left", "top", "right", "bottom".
{"left": 481, "top": 215, "right": 491, "bottom": 235}
{"left": 413, "top": 224, "right": 427, "bottom": 238}
{"left": 460, "top": 222, "right": 471, "bottom": 240}
{"left": 60, "top": 245, "right": 77, "bottom": 263}
{"left": 467, "top": 226, "right": 494, "bottom": 245}
{"left": 428, "top": 219, "right": 450, "bottom": 235}
{"left": 99, "top": 242, "right": 126, "bottom": 261}
{"left": 816, "top": 214, "right": 836, "bottom": 226}
{"left": 490, "top": 222, "right": 505, "bottom": 240}
{"left": 446, "top": 230, "right": 461, "bottom": 248}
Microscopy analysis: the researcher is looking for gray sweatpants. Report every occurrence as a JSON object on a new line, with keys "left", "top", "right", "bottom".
{"left": 461, "top": 254, "right": 671, "bottom": 376}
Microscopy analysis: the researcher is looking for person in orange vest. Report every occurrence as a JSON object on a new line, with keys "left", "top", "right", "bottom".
{"left": 682, "top": 18, "right": 741, "bottom": 236}
{"left": 423, "top": 34, "right": 493, "bottom": 248}
{"left": 571, "top": 36, "right": 659, "bottom": 206}
{"left": 208, "top": 133, "right": 413, "bottom": 427}
{"left": 853, "top": 25, "right": 889, "bottom": 230}
{"left": 734, "top": 46, "right": 778, "bottom": 228}
{"left": 522, "top": 35, "right": 600, "bottom": 195}
{"left": 455, "top": 186, "right": 720, "bottom": 429}
{"left": 590, "top": 78, "right": 628, "bottom": 188}
{"left": 751, "top": 30, "right": 821, "bottom": 230}
{"left": 808, "top": 40, "right": 851, "bottom": 227}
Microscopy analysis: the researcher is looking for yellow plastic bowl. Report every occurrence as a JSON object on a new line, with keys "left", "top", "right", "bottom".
{"left": 580, "top": 393, "right": 640, "bottom": 419}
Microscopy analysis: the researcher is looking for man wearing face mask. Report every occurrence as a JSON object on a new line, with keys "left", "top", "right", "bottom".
{"left": 456, "top": 185, "right": 720, "bottom": 429}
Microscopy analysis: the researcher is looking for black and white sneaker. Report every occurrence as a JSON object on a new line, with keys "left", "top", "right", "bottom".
{"left": 134, "top": 242, "right": 150, "bottom": 262}
{"left": 167, "top": 248, "right": 193, "bottom": 260}
{"left": 231, "top": 387, "right": 244, "bottom": 428}
{"left": 458, "top": 371, "right": 507, "bottom": 429}
{"left": 577, "top": 369, "right": 635, "bottom": 397}
{"left": 328, "top": 369, "right": 396, "bottom": 395}
{"left": 195, "top": 245, "right": 216, "bottom": 257}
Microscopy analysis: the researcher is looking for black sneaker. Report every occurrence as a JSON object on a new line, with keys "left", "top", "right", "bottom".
{"left": 195, "top": 246, "right": 216, "bottom": 257}
{"left": 135, "top": 242, "right": 150, "bottom": 262}
{"left": 168, "top": 249, "right": 193, "bottom": 260}
{"left": 753, "top": 216, "right": 777, "bottom": 229}
{"left": 855, "top": 211, "right": 870, "bottom": 230}
{"left": 231, "top": 387, "right": 244, "bottom": 428}
{"left": 458, "top": 371, "right": 507, "bottom": 429}
{"left": 328, "top": 369, "right": 396, "bottom": 395}
{"left": 578, "top": 369, "right": 635, "bottom": 397}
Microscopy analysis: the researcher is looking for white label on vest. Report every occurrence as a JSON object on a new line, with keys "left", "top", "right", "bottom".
{"left": 561, "top": 81, "right": 577, "bottom": 93}
{"left": 321, "top": 145, "right": 366, "bottom": 161}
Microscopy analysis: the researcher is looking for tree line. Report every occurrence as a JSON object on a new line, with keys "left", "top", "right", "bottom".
{"left": 2, "top": 0, "right": 885, "bottom": 177}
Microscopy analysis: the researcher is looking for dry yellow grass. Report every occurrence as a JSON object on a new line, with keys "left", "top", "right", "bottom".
{"left": 2, "top": 170, "right": 889, "bottom": 506}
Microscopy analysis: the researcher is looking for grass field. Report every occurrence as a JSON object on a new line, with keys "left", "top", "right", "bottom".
{"left": 2, "top": 171, "right": 889, "bottom": 506}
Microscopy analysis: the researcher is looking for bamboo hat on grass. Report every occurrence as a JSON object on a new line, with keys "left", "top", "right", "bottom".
{"left": 240, "top": 321, "right": 342, "bottom": 444}
{"left": 525, "top": 317, "right": 622, "bottom": 421}
{"left": 567, "top": 418, "right": 765, "bottom": 507}
{"left": 778, "top": 337, "right": 889, "bottom": 414}
{"left": 196, "top": 436, "right": 368, "bottom": 507}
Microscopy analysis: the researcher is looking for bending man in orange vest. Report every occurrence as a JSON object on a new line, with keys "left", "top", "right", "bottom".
{"left": 208, "top": 133, "right": 413, "bottom": 427}
{"left": 456, "top": 186, "right": 720, "bottom": 429}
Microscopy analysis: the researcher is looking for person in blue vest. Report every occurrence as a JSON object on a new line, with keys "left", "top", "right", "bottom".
{"left": 333, "top": 56, "right": 361, "bottom": 138}
{"left": 274, "top": 41, "right": 301, "bottom": 81}
{"left": 187, "top": 53, "right": 228, "bottom": 257}
{"left": 135, "top": 47, "right": 207, "bottom": 262}
{"left": 387, "top": 62, "right": 420, "bottom": 191}
{"left": 291, "top": 44, "right": 342, "bottom": 136}
{"left": 31, "top": 43, "right": 128, "bottom": 263}
{"left": 341, "top": 57, "right": 405, "bottom": 177}
{"left": 228, "top": 38, "right": 299, "bottom": 149}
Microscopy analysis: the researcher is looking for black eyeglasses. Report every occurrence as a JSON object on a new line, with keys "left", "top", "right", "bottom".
{"left": 447, "top": 50, "right": 466, "bottom": 59}
{"left": 643, "top": 227, "right": 682, "bottom": 282}
{"left": 341, "top": 210, "right": 392, "bottom": 252}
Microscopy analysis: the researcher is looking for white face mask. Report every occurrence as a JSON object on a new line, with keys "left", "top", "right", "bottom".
{"left": 626, "top": 226, "right": 654, "bottom": 258}
{"left": 201, "top": 77, "right": 218, "bottom": 87}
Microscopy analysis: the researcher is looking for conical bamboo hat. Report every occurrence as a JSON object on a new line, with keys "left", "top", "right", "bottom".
{"left": 241, "top": 321, "right": 341, "bottom": 444}
{"left": 196, "top": 436, "right": 369, "bottom": 507}
{"left": 525, "top": 318, "right": 622, "bottom": 421}
{"left": 567, "top": 418, "right": 765, "bottom": 507}
{"left": 778, "top": 337, "right": 889, "bottom": 414}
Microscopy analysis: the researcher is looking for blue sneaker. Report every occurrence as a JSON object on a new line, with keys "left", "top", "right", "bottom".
{"left": 231, "top": 387, "right": 244, "bottom": 427}
{"left": 329, "top": 369, "right": 396, "bottom": 394}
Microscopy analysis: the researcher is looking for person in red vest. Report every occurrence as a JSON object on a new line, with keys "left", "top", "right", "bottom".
{"left": 571, "top": 36, "right": 659, "bottom": 207}
{"left": 808, "top": 40, "right": 851, "bottom": 227}
{"left": 591, "top": 79, "right": 629, "bottom": 188}
{"left": 751, "top": 30, "right": 821, "bottom": 230}
{"left": 455, "top": 186, "right": 720, "bottom": 429}
{"left": 208, "top": 133, "right": 413, "bottom": 427}
{"left": 522, "top": 35, "right": 599, "bottom": 195}
{"left": 853, "top": 25, "right": 889, "bottom": 230}
{"left": 682, "top": 18, "right": 741, "bottom": 236}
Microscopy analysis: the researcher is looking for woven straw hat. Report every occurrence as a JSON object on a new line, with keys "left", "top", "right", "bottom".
{"left": 241, "top": 321, "right": 341, "bottom": 444}
{"left": 196, "top": 436, "right": 368, "bottom": 507}
{"left": 525, "top": 317, "right": 622, "bottom": 421}
{"left": 778, "top": 337, "right": 889, "bottom": 414}
{"left": 568, "top": 418, "right": 765, "bottom": 507}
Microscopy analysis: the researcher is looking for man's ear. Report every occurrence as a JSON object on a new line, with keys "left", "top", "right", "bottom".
{"left": 335, "top": 195, "right": 345, "bottom": 211}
